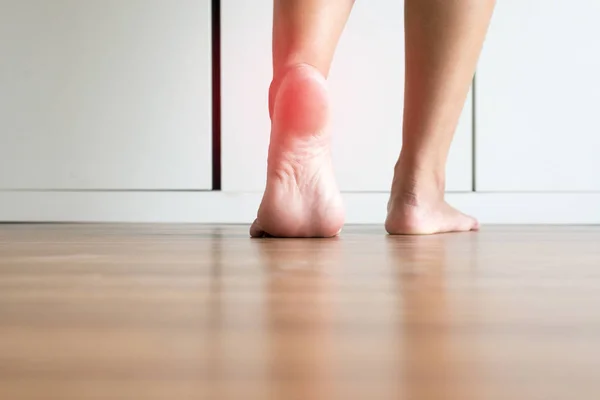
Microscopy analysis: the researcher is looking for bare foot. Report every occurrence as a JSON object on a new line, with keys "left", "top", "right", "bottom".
{"left": 250, "top": 64, "right": 344, "bottom": 238}
{"left": 385, "top": 170, "right": 479, "bottom": 235}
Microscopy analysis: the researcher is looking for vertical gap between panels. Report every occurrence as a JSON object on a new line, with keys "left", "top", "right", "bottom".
{"left": 211, "top": 0, "right": 222, "bottom": 190}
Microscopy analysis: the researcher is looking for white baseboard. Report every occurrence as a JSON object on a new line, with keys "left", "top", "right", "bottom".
{"left": 0, "top": 191, "right": 599, "bottom": 224}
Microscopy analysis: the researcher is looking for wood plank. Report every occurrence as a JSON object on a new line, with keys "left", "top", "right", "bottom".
{"left": 1, "top": 224, "right": 599, "bottom": 399}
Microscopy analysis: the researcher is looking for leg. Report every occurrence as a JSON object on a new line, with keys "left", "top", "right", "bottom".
{"left": 386, "top": 0, "right": 496, "bottom": 235}
{"left": 251, "top": 0, "right": 353, "bottom": 238}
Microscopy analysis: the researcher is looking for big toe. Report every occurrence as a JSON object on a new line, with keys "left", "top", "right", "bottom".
{"left": 451, "top": 213, "right": 479, "bottom": 232}
{"left": 250, "top": 219, "right": 267, "bottom": 238}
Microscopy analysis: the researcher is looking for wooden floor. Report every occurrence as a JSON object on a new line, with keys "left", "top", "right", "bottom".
{"left": 1, "top": 224, "right": 599, "bottom": 400}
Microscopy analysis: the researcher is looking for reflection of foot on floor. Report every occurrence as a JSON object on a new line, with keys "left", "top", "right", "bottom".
{"left": 385, "top": 167, "right": 479, "bottom": 235}
{"left": 251, "top": 64, "right": 344, "bottom": 238}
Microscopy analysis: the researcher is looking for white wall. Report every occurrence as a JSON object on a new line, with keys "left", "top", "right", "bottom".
{"left": 0, "top": 0, "right": 212, "bottom": 190}
{"left": 1, "top": 0, "right": 600, "bottom": 224}
{"left": 476, "top": 0, "right": 600, "bottom": 192}
{"left": 221, "top": 0, "right": 473, "bottom": 193}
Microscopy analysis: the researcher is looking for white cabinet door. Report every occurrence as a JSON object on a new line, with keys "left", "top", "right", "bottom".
{"left": 0, "top": 0, "right": 212, "bottom": 190}
{"left": 222, "top": 1, "right": 473, "bottom": 192}
{"left": 477, "top": 1, "right": 600, "bottom": 191}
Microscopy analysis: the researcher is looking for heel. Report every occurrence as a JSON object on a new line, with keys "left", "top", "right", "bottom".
{"left": 272, "top": 64, "right": 329, "bottom": 134}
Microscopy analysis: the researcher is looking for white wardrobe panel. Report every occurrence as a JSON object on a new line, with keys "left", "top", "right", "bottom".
{"left": 0, "top": 0, "right": 212, "bottom": 190}
{"left": 477, "top": 0, "right": 600, "bottom": 191}
{"left": 222, "top": 1, "right": 473, "bottom": 192}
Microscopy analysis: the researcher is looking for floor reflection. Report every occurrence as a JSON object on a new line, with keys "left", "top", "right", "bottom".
{"left": 255, "top": 238, "right": 342, "bottom": 400}
{"left": 388, "top": 234, "right": 478, "bottom": 400}
{"left": 246, "top": 233, "right": 480, "bottom": 400}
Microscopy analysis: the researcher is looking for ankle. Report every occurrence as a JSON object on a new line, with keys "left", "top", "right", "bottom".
{"left": 392, "top": 155, "right": 447, "bottom": 205}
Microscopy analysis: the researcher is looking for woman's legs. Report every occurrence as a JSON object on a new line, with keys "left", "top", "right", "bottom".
{"left": 386, "top": 0, "right": 496, "bottom": 235}
{"left": 250, "top": 0, "right": 354, "bottom": 237}
{"left": 252, "top": 0, "right": 495, "bottom": 237}
{"left": 269, "top": 0, "right": 354, "bottom": 118}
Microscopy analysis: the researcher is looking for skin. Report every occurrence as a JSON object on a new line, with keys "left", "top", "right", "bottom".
{"left": 251, "top": 0, "right": 496, "bottom": 238}
{"left": 269, "top": 0, "right": 354, "bottom": 117}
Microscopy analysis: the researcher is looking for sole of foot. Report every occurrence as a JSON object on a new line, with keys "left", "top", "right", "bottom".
{"left": 250, "top": 64, "right": 345, "bottom": 238}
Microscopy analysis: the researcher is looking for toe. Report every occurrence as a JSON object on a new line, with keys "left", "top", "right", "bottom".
{"left": 470, "top": 217, "right": 480, "bottom": 231}
{"left": 457, "top": 214, "right": 479, "bottom": 232}
{"left": 250, "top": 219, "right": 266, "bottom": 238}
{"left": 441, "top": 210, "right": 479, "bottom": 234}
